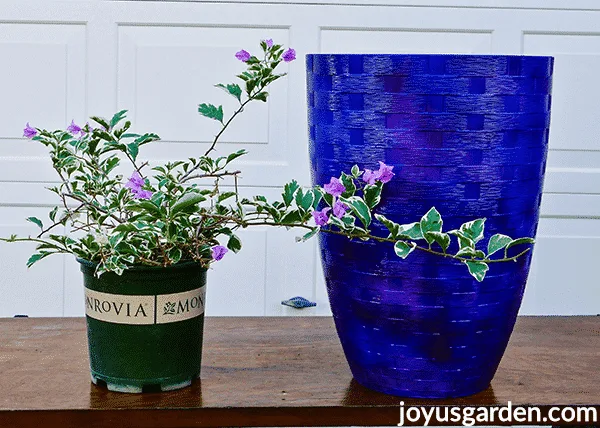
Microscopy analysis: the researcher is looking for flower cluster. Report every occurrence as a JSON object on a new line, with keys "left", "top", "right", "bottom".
{"left": 124, "top": 171, "right": 153, "bottom": 200}
{"left": 4, "top": 39, "right": 535, "bottom": 281}
{"left": 312, "top": 162, "right": 395, "bottom": 227}
{"left": 235, "top": 39, "right": 296, "bottom": 64}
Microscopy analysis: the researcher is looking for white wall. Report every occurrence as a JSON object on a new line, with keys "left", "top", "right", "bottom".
{"left": 0, "top": 0, "right": 598, "bottom": 317}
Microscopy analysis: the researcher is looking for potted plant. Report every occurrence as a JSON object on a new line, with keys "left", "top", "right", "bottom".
{"left": 1, "top": 42, "right": 535, "bottom": 395}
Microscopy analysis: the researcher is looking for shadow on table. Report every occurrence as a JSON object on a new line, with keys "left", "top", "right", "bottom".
{"left": 342, "top": 378, "right": 499, "bottom": 406}
{"left": 89, "top": 378, "right": 204, "bottom": 408}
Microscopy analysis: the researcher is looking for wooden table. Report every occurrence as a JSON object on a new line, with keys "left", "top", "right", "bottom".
{"left": 0, "top": 316, "right": 597, "bottom": 427}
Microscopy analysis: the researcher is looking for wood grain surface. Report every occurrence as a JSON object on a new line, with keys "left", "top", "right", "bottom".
{"left": 0, "top": 316, "right": 597, "bottom": 427}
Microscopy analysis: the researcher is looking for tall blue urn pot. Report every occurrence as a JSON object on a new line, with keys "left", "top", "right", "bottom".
{"left": 306, "top": 54, "right": 553, "bottom": 398}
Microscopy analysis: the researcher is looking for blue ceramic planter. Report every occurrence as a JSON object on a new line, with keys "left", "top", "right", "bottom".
{"left": 306, "top": 54, "right": 553, "bottom": 398}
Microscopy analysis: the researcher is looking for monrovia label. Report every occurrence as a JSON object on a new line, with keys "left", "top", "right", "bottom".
{"left": 156, "top": 286, "right": 206, "bottom": 324}
{"left": 85, "top": 289, "right": 155, "bottom": 325}
{"left": 84, "top": 286, "right": 205, "bottom": 325}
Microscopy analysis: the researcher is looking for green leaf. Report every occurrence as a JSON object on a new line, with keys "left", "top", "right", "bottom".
{"left": 465, "top": 261, "right": 489, "bottom": 282}
{"left": 505, "top": 237, "right": 535, "bottom": 256}
{"left": 296, "top": 228, "right": 319, "bottom": 242}
{"left": 507, "top": 237, "right": 535, "bottom": 248}
{"left": 171, "top": 193, "right": 206, "bottom": 215}
{"left": 254, "top": 92, "right": 268, "bottom": 102}
{"left": 27, "top": 217, "right": 43, "bottom": 230}
{"left": 114, "top": 223, "right": 140, "bottom": 233}
{"left": 90, "top": 116, "right": 110, "bottom": 131}
{"left": 283, "top": 180, "right": 300, "bottom": 206}
{"left": 217, "top": 192, "right": 237, "bottom": 203}
{"left": 227, "top": 234, "right": 242, "bottom": 253}
{"left": 226, "top": 149, "right": 247, "bottom": 165}
{"left": 397, "top": 222, "right": 423, "bottom": 240}
{"left": 295, "top": 189, "right": 315, "bottom": 212}
{"left": 340, "top": 173, "right": 356, "bottom": 197}
{"left": 487, "top": 234, "right": 513, "bottom": 256}
{"left": 460, "top": 219, "right": 486, "bottom": 243}
{"left": 448, "top": 230, "right": 475, "bottom": 249}
{"left": 456, "top": 247, "right": 485, "bottom": 259}
{"left": 135, "top": 133, "right": 160, "bottom": 146}
{"left": 198, "top": 104, "right": 224, "bottom": 123}
{"left": 328, "top": 215, "right": 346, "bottom": 230}
{"left": 375, "top": 214, "right": 400, "bottom": 238}
{"left": 246, "top": 79, "right": 256, "bottom": 94}
{"left": 342, "top": 196, "right": 371, "bottom": 228}
{"left": 105, "top": 157, "right": 120, "bottom": 174}
{"left": 131, "top": 200, "right": 163, "bottom": 217}
{"left": 27, "top": 252, "right": 49, "bottom": 268}
{"left": 311, "top": 188, "right": 323, "bottom": 210}
{"left": 49, "top": 207, "right": 59, "bottom": 222}
{"left": 364, "top": 182, "right": 383, "bottom": 209}
{"left": 121, "top": 133, "right": 140, "bottom": 139}
{"left": 110, "top": 110, "right": 128, "bottom": 129}
{"left": 394, "top": 241, "right": 415, "bottom": 259}
{"left": 216, "top": 83, "right": 242, "bottom": 102}
{"left": 168, "top": 247, "right": 182, "bottom": 264}
{"left": 420, "top": 207, "right": 443, "bottom": 243}
{"left": 424, "top": 231, "right": 450, "bottom": 252}
{"left": 351, "top": 165, "right": 361, "bottom": 178}
{"left": 280, "top": 209, "right": 302, "bottom": 224}
{"left": 127, "top": 142, "right": 139, "bottom": 161}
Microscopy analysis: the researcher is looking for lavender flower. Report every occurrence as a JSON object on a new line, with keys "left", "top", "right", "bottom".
{"left": 264, "top": 39, "right": 273, "bottom": 48}
{"left": 67, "top": 120, "right": 82, "bottom": 136}
{"left": 125, "top": 171, "right": 153, "bottom": 199}
{"left": 323, "top": 177, "right": 345, "bottom": 197}
{"left": 211, "top": 245, "right": 229, "bottom": 261}
{"left": 23, "top": 123, "right": 37, "bottom": 139}
{"left": 312, "top": 207, "right": 331, "bottom": 227}
{"left": 235, "top": 49, "right": 251, "bottom": 62}
{"left": 282, "top": 48, "right": 296, "bottom": 62}
{"left": 362, "top": 162, "right": 395, "bottom": 185}
{"left": 376, "top": 161, "right": 395, "bottom": 183}
{"left": 125, "top": 171, "right": 144, "bottom": 190}
{"left": 135, "top": 189, "right": 153, "bottom": 200}
{"left": 362, "top": 169, "right": 377, "bottom": 185}
{"left": 332, "top": 200, "right": 349, "bottom": 218}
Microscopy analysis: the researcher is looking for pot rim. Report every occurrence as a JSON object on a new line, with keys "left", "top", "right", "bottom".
{"left": 305, "top": 53, "right": 554, "bottom": 59}
{"left": 76, "top": 257, "right": 207, "bottom": 272}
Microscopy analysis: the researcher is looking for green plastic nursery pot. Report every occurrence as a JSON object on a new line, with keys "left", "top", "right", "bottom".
{"left": 79, "top": 259, "right": 207, "bottom": 393}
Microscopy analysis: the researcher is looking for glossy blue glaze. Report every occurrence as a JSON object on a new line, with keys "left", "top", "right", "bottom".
{"left": 306, "top": 54, "right": 553, "bottom": 398}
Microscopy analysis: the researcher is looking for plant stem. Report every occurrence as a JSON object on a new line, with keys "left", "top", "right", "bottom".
{"left": 181, "top": 170, "right": 241, "bottom": 184}
{"left": 238, "top": 219, "right": 531, "bottom": 264}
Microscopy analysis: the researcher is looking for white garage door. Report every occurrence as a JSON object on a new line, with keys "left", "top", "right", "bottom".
{"left": 0, "top": 0, "right": 598, "bottom": 317}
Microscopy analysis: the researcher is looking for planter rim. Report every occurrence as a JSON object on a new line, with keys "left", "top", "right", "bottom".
{"left": 306, "top": 53, "right": 554, "bottom": 59}
{"left": 76, "top": 257, "right": 207, "bottom": 273}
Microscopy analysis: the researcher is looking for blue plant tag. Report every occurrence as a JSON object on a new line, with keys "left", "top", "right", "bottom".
{"left": 281, "top": 296, "right": 317, "bottom": 309}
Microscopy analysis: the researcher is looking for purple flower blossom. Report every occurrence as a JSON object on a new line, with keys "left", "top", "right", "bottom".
{"left": 312, "top": 207, "right": 331, "bottom": 227}
{"left": 362, "top": 169, "right": 377, "bottom": 185}
{"left": 264, "top": 39, "right": 273, "bottom": 48}
{"left": 282, "top": 48, "right": 296, "bottom": 62}
{"left": 211, "top": 245, "right": 228, "bottom": 261}
{"left": 235, "top": 49, "right": 251, "bottom": 62}
{"left": 135, "top": 189, "right": 153, "bottom": 200}
{"left": 362, "top": 162, "right": 395, "bottom": 185}
{"left": 125, "top": 171, "right": 153, "bottom": 199}
{"left": 323, "top": 177, "right": 345, "bottom": 197}
{"left": 67, "top": 120, "right": 82, "bottom": 136}
{"left": 376, "top": 161, "right": 395, "bottom": 183}
{"left": 126, "top": 171, "right": 145, "bottom": 189}
{"left": 332, "top": 199, "right": 349, "bottom": 218}
{"left": 23, "top": 123, "right": 37, "bottom": 139}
